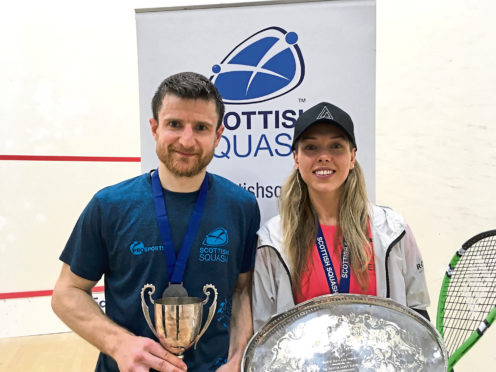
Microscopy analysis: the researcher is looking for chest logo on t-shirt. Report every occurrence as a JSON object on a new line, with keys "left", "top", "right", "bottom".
{"left": 129, "top": 241, "right": 163, "bottom": 256}
{"left": 202, "top": 227, "right": 229, "bottom": 246}
{"left": 199, "top": 227, "right": 230, "bottom": 263}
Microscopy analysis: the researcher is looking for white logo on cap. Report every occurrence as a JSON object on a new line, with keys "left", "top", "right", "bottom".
{"left": 316, "top": 106, "right": 333, "bottom": 120}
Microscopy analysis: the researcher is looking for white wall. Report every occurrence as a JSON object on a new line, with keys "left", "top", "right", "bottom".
{"left": 376, "top": 1, "right": 496, "bottom": 370}
{"left": 1, "top": 0, "right": 495, "bottom": 370}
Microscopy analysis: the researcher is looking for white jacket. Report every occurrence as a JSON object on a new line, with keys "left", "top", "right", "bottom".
{"left": 252, "top": 204, "right": 431, "bottom": 332}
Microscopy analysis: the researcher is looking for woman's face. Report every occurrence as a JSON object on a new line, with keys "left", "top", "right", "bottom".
{"left": 294, "top": 123, "right": 356, "bottom": 198}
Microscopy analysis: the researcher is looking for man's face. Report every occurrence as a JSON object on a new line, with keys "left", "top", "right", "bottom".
{"left": 150, "top": 94, "right": 224, "bottom": 178}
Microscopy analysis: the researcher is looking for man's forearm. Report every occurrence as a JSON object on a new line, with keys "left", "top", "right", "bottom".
{"left": 51, "top": 264, "right": 134, "bottom": 361}
{"left": 51, "top": 282, "right": 132, "bottom": 359}
{"left": 226, "top": 271, "right": 253, "bottom": 366}
{"left": 52, "top": 264, "right": 187, "bottom": 372}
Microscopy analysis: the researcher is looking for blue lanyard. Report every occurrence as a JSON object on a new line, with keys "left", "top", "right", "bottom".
{"left": 316, "top": 224, "right": 351, "bottom": 294}
{"left": 151, "top": 169, "right": 208, "bottom": 284}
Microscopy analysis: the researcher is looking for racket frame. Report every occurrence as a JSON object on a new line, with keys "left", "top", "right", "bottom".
{"left": 436, "top": 229, "right": 496, "bottom": 370}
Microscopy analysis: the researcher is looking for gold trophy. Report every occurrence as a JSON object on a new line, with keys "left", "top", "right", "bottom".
{"left": 140, "top": 283, "right": 218, "bottom": 358}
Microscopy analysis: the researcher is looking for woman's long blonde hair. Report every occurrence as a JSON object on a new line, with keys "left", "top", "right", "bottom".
{"left": 280, "top": 147, "right": 372, "bottom": 295}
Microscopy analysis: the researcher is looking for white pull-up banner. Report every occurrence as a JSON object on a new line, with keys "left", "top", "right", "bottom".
{"left": 136, "top": 0, "right": 376, "bottom": 224}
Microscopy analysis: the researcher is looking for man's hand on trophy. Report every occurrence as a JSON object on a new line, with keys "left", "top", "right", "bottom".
{"left": 113, "top": 334, "right": 187, "bottom": 372}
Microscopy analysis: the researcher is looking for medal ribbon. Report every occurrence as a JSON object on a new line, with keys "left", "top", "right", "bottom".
{"left": 151, "top": 169, "right": 208, "bottom": 284}
{"left": 316, "top": 224, "right": 351, "bottom": 294}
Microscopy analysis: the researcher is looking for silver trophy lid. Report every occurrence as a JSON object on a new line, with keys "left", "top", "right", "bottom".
{"left": 243, "top": 294, "right": 447, "bottom": 372}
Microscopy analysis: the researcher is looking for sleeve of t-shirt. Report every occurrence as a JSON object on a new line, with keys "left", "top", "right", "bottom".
{"left": 59, "top": 194, "right": 109, "bottom": 282}
{"left": 240, "top": 197, "right": 261, "bottom": 273}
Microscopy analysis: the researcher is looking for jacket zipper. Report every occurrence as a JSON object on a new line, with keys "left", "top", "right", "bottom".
{"left": 384, "top": 230, "right": 406, "bottom": 298}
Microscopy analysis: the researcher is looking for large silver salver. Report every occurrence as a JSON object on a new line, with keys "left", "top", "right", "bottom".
{"left": 141, "top": 283, "right": 218, "bottom": 358}
{"left": 243, "top": 294, "right": 448, "bottom": 372}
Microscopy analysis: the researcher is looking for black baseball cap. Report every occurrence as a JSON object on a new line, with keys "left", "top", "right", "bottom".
{"left": 292, "top": 101, "right": 356, "bottom": 150}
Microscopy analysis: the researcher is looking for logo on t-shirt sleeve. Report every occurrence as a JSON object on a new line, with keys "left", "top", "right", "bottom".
{"left": 199, "top": 227, "right": 230, "bottom": 263}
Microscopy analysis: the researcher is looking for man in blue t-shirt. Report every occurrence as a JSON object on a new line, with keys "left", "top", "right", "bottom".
{"left": 52, "top": 72, "right": 260, "bottom": 372}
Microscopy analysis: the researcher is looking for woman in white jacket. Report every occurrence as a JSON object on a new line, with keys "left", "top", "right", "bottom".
{"left": 252, "top": 101, "right": 430, "bottom": 332}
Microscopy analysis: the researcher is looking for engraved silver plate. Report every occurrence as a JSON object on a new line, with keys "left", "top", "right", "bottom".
{"left": 243, "top": 294, "right": 447, "bottom": 372}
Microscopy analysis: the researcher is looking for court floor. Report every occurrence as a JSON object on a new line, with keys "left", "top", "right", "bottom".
{"left": 0, "top": 332, "right": 99, "bottom": 371}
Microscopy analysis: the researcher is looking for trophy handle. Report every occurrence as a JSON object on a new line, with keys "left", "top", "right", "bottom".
{"left": 140, "top": 283, "right": 160, "bottom": 340}
{"left": 193, "top": 283, "right": 218, "bottom": 349}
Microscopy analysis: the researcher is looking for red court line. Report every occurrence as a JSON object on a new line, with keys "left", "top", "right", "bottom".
{"left": 0, "top": 286, "right": 105, "bottom": 300}
{"left": 0, "top": 155, "right": 141, "bottom": 162}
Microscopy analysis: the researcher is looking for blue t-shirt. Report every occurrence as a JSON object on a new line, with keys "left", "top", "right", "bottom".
{"left": 60, "top": 171, "right": 260, "bottom": 371}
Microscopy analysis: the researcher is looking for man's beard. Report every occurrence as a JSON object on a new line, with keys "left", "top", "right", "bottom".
{"left": 157, "top": 143, "right": 214, "bottom": 177}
